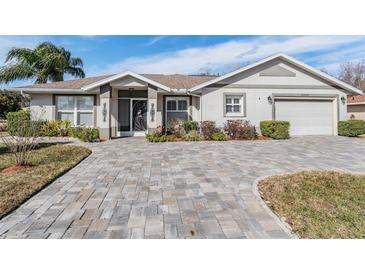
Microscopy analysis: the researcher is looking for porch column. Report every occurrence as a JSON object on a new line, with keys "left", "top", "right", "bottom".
{"left": 99, "top": 84, "right": 112, "bottom": 139}
{"left": 147, "top": 85, "right": 158, "bottom": 132}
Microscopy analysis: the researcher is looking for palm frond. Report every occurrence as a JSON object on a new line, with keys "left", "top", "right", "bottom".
{"left": 0, "top": 64, "right": 35, "bottom": 84}
{"left": 2, "top": 41, "right": 86, "bottom": 84}
{"left": 66, "top": 67, "right": 85, "bottom": 78}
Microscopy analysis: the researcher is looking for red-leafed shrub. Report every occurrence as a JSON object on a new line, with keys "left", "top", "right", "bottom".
{"left": 200, "top": 120, "right": 220, "bottom": 140}
{"left": 223, "top": 120, "right": 256, "bottom": 140}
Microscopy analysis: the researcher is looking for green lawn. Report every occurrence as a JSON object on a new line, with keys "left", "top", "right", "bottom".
{"left": 0, "top": 131, "right": 8, "bottom": 137}
{"left": 0, "top": 143, "right": 91, "bottom": 219}
{"left": 259, "top": 171, "right": 365, "bottom": 239}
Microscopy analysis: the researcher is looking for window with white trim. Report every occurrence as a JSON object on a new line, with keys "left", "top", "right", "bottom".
{"left": 225, "top": 94, "right": 244, "bottom": 116}
{"left": 166, "top": 97, "right": 189, "bottom": 126}
{"left": 56, "top": 96, "right": 94, "bottom": 126}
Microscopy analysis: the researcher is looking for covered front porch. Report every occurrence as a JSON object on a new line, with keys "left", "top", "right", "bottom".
{"left": 96, "top": 74, "right": 200, "bottom": 139}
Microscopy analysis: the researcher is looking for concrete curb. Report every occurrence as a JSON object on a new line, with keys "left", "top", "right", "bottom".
{"left": 252, "top": 175, "right": 299, "bottom": 239}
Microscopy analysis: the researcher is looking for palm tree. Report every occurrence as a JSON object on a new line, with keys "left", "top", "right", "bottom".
{"left": 0, "top": 42, "right": 85, "bottom": 84}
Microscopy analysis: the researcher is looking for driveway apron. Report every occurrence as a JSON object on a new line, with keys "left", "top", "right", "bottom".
{"left": 1, "top": 136, "right": 365, "bottom": 239}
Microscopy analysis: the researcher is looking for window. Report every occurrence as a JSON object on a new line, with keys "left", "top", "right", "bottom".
{"left": 56, "top": 96, "right": 94, "bottom": 126}
{"left": 225, "top": 94, "right": 244, "bottom": 116}
{"left": 165, "top": 97, "right": 189, "bottom": 126}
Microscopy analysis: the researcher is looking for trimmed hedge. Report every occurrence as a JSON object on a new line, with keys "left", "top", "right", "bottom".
{"left": 69, "top": 127, "right": 100, "bottom": 142}
{"left": 260, "top": 120, "right": 290, "bottom": 139}
{"left": 338, "top": 120, "right": 365, "bottom": 137}
{"left": 6, "top": 110, "right": 99, "bottom": 142}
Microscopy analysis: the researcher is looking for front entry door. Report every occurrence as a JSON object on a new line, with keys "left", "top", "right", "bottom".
{"left": 132, "top": 99, "right": 147, "bottom": 132}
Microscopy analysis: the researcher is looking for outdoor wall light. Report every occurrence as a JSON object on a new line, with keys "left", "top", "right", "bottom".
{"left": 341, "top": 96, "right": 346, "bottom": 104}
{"left": 267, "top": 96, "right": 273, "bottom": 104}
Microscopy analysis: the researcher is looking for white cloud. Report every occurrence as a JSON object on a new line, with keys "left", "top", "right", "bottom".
{"left": 97, "top": 36, "right": 365, "bottom": 75}
{"left": 0, "top": 36, "right": 41, "bottom": 66}
{"left": 145, "top": 35, "right": 167, "bottom": 46}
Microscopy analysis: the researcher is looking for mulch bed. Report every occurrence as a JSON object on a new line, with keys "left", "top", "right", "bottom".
{"left": 0, "top": 165, "right": 32, "bottom": 175}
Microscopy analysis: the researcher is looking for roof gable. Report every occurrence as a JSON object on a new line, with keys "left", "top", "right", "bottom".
{"left": 259, "top": 64, "right": 296, "bottom": 77}
{"left": 189, "top": 53, "right": 362, "bottom": 95}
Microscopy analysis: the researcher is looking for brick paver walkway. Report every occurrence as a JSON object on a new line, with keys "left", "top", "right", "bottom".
{"left": 1, "top": 136, "right": 365, "bottom": 239}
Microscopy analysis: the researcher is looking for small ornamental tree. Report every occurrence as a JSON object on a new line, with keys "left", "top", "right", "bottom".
{"left": 1, "top": 110, "right": 43, "bottom": 166}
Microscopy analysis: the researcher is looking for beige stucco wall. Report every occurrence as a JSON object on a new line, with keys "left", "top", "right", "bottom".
{"left": 191, "top": 96, "right": 201, "bottom": 122}
{"left": 347, "top": 104, "right": 365, "bottom": 120}
{"left": 29, "top": 94, "right": 55, "bottom": 120}
{"left": 199, "top": 60, "right": 348, "bottom": 128}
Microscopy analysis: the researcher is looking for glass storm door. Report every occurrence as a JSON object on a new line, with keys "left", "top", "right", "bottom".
{"left": 132, "top": 99, "right": 147, "bottom": 131}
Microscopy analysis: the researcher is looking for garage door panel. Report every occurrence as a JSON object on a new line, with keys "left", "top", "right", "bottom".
{"left": 275, "top": 100, "right": 333, "bottom": 136}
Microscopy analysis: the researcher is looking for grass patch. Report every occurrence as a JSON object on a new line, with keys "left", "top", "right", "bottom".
{"left": 259, "top": 171, "right": 365, "bottom": 239}
{"left": 0, "top": 144, "right": 91, "bottom": 219}
{"left": 0, "top": 131, "right": 8, "bottom": 137}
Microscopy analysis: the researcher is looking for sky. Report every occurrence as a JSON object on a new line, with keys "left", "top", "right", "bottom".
{"left": 1, "top": 35, "right": 365, "bottom": 89}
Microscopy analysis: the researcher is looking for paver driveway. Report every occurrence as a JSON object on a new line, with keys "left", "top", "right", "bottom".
{"left": 1, "top": 136, "right": 365, "bottom": 239}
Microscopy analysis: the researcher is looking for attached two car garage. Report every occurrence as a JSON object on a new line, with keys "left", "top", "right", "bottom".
{"left": 274, "top": 96, "right": 337, "bottom": 136}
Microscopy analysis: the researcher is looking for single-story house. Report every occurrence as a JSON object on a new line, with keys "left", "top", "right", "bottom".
{"left": 9, "top": 53, "right": 362, "bottom": 139}
{"left": 347, "top": 95, "right": 365, "bottom": 120}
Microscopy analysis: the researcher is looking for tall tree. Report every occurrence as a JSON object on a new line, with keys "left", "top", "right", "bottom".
{"left": 338, "top": 60, "right": 365, "bottom": 93}
{"left": 0, "top": 90, "right": 28, "bottom": 119}
{"left": 0, "top": 42, "right": 85, "bottom": 84}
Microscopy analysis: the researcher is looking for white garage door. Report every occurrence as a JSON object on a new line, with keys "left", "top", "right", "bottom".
{"left": 275, "top": 99, "right": 334, "bottom": 135}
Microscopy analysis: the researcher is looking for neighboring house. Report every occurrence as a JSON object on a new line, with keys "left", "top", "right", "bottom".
{"left": 347, "top": 95, "right": 365, "bottom": 120}
{"left": 9, "top": 53, "right": 362, "bottom": 139}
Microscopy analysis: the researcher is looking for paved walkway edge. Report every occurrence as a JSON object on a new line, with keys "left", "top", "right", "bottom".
{"left": 252, "top": 175, "right": 299, "bottom": 239}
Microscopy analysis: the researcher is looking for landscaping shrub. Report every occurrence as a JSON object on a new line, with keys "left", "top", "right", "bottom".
{"left": 70, "top": 127, "right": 99, "bottom": 142}
{"left": 3, "top": 110, "right": 43, "bottom": 165}
{"left": 338, "top": 120, "right": 365, "bottom": 137}
{"left": 40, "top": 120, "right": 61, "bottom": 137}
{"left": 6, "top": 109, "right": 31, "bottom": 136}
{"left": 166, "top": 119, "right": 185, "bottom": 137}
{"left": 0, "top": 90, "right": 28, "bottom": 119}
{"left": 223, "top": 120, "right": 256, "bottom": 140}
{"left": 40, "top": 120, "right": 71, "bottom": 137}
{"left": 0, "top": 120, "right": 7, "bottom": 132}
{"left": 212, "top": 132, "right": 228, "bottom": 141}
{"left": 146, "top": 133, "right": 167, "bottom": 142}
{"left": 146, "top": 126, "right": 168, "bottom": 142}
{"left": 260, "top": 120, "right": 290, "bottom": 139}
{"left": 166, "top": 135, "right": 177, "bottom": 142}
{"left": 200, "top": 120, "right": 220, "bottom": 140}
{"left": 182, "top": 120, "right": 199, "bottom": 133}
{"left": 182, "top": 130, "right": 203, "bottom": 141}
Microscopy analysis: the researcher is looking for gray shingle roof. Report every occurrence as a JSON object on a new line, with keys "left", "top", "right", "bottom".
{"left": 17, "top": 73, "right": 217, "bottom": 90}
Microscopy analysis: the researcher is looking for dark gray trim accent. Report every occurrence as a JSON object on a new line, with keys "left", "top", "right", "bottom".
{"left": 118, "top": 89, "right": 148, "bottom": 98}
{"left": 223, "top": 92, "right": 247, "bottom": 118}
{"left": 53, "top": 94, "right": 96, "bottom": 103}
{"left": 272, "top": 93, "right": 340, "bottom": 121}
{"left": 207, "top": 84, "right": 341, "bottom": 90}
{"left": 100, "top": 84, "right": 111, "bottom": 98}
